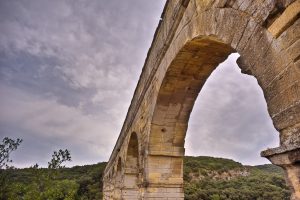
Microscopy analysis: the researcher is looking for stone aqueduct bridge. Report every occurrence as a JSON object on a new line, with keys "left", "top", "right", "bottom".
{"left": 103, "top": 0, "right": 300, "bottom": 199}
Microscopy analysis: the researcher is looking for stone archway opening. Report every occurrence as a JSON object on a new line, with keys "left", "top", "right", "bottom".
{"left": 146, "top": 35, "right": 298, "bottom": 199}
{"left": 185, "top": 53, "right": 280, "bottom": 165}
{"left": 181, "top": 52, "right": 287, "bottom": 198}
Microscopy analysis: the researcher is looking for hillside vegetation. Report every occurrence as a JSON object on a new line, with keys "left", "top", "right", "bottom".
{"left": 183, "top": 156, "right": 290, "bottom": 200}
{"left": 0, "top": 156, "right": 290, "bottom": 200}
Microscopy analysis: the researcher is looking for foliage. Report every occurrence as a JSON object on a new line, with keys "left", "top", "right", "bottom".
{"left": 0, "top": 137, "right": 22, "bottom": 169}
{"left": 1, "top": 162, "right": 106, "bottom": 200}
{"left": 254, "top": 164, "right": 285, "bottom": 174}
{"left": 1, "top": 155, "right": 290, "bottom": 200}
{"left": 0, "top": 137, "right": 22, "bottom": 200}
{"left": 183, "top": 156, "right": 243, "bottom": 180}
{"left": 183, "top": 156, "right": 290, "bottom": 200}
{"left": 48, "top": 149, "right": 71, "bottom": 169}
{"left": 0, "top": 147, "right": 77, "bottom": 200}
{"left": 6, "top": 179, "right": 79, "bottom": 200}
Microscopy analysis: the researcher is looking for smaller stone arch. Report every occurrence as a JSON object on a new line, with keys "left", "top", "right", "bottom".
{"left": 123, "top": 132, "right": 140, "bottom": 199}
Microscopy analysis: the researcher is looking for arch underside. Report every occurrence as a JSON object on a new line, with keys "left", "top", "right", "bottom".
{"left": 104, "top": 0, "right": 300, "bottom": 199}
{"left": 149, "top": 37, "right": 233, "bottom": 157}
{"left": 146, "top": 37, "right": 233, "bottom": 191}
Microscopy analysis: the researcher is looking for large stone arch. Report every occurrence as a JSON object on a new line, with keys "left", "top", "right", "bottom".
{"left": 104, "top": 0, "right": 300, "bottom": 199}
{"left": 146, "top": 36, "right": 234, "bottom": 198}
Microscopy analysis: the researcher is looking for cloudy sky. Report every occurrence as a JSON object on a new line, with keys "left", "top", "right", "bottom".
{"left": 0, "top": 0, "right": 279, "bottom": 168}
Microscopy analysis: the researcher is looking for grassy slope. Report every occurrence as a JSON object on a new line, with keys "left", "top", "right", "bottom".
{"left": 1, "top": 157, "right": 290, "bottom": 200}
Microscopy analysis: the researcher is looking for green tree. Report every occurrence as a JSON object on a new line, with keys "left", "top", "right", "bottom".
{"left": 0, "top": 137, "right": 22, "bottom": 200}
{"left": 5, "top": 148, "right": 77, "bottom": 200}
{"left": 48, "top": 149, "right": 71, "bottom": 169}
{"left": 0, "top": 137, "right": 22, "bottom": 169}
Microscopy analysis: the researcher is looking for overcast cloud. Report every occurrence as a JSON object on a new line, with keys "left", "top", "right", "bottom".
{"left": 0, "top": 0, "right": 279, "bottom": 168}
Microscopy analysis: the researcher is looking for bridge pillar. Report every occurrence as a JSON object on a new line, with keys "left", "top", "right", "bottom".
{"left": 143, "top": 154, "right": 184, "bottom": 199}
{"left": 121, "top": 132, "right": 140, "bottom": 199}
{"left": 121, "top": 171, "right": 140, "bottom": 199}
{"left": 144, "top": 185, "right": 184, "bottom": 199}
{"left": 262, "top": 124, "right": 300, "bottom": 200}
{"left": 113, "top": 173, "right": 122, "bottom": 199}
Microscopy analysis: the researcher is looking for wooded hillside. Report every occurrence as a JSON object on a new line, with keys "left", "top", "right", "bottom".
{"left": 0, "top": 156, "right": 290, "bottom": 200}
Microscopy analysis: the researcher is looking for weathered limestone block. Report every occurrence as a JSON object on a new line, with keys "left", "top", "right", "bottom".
{"left": 280, "top": 123, "right": 300, "bottom": 147}
{"left": 268, "top": 0, "right": 300, "bottom": 38}
{"left": 277, "top": 18, "right": 300, "bottom": 49}
{"left": 262, "top": 147, "right": 300, "bottom": 200}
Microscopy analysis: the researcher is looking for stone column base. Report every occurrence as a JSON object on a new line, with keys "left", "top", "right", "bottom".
{"left": 143, "top": 184, "right": 184, "bottom": 199}
{"left": 121, "top": 188, "right": 140, "bottom": 200}
{"left": 262, "top": 146, "right": 300, "bottom": 200}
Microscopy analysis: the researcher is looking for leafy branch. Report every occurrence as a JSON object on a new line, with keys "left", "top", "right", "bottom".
{"left": 0, "top": 137, "right": 22, "bottom": 169}
{"left": 48, "top": 149, "right": 71, "bottom": 169}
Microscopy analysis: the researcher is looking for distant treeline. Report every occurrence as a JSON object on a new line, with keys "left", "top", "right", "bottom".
{"left": 0, "top": 156, "right": 290, "bottom": 200}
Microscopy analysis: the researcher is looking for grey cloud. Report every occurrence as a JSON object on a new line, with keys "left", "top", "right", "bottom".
{"left": 0, "top": 84, "right": 120, "bottom": 167}
{"left": 0, "top": 0, "right": 166, "bottom": 167}
{"left": 0, "top": 51, "right": 98, "bottom": 109}
{"left": 0, "top": 0, "right": 278, "bottom": 167}
{"left": 0, "top": 0, "right": 165, "bottom": 114}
